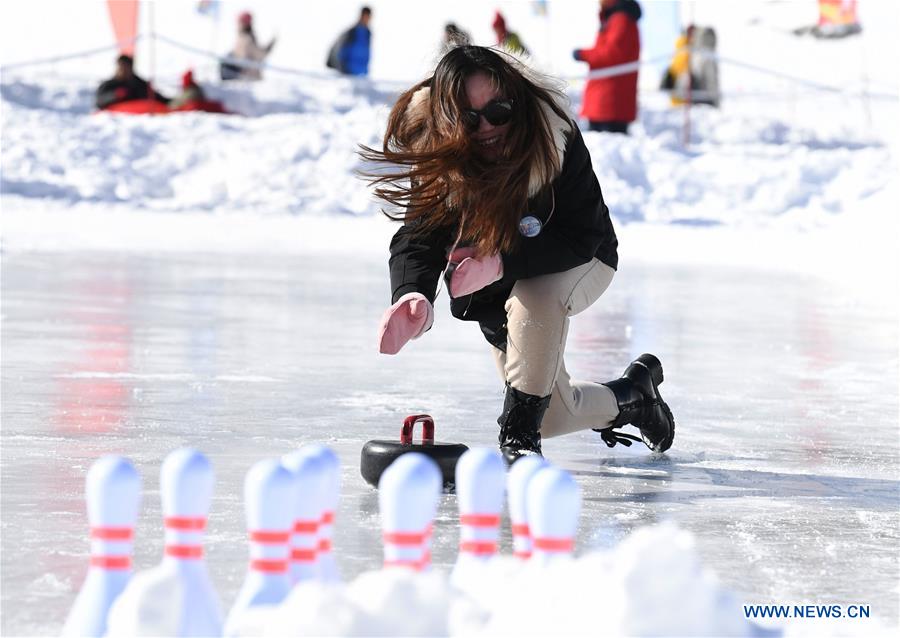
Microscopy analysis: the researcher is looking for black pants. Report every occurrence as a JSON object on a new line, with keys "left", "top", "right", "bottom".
{"left": 588, "top": 121, "right": 630, "bottom": 135}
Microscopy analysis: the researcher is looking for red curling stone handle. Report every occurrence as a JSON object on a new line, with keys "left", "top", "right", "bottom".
{"left": 400, "top": 414, "right": 435, "bottom": 445}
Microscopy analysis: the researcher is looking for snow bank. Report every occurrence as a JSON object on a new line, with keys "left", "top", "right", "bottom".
{"left": 111, "top": 521, "right": 895, "bottom": 636}
{"left": 107, "top": 522, "right": 753, "bottom": 637}
{"left": 2, "top": 74, "right": 894, "bottom": 225}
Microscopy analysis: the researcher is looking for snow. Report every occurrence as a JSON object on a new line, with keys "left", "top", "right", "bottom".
{"left": 224, "top": 522, "right": 751, "bottom": 637}
{"left": 2, "top": 0, "right": 899, "bottom": 636}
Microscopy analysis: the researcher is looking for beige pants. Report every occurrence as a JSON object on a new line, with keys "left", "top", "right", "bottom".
{"left": 492, "top": 258, "right": 619, "bottom": 438}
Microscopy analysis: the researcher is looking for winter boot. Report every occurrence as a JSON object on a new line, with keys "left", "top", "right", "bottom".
{"left": 596, "top": 353, "right": 675, "bottom": 453}
{"left": 497, "top": 384, "right": 551, "bottom": 465}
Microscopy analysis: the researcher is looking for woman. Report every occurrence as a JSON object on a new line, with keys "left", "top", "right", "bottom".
{"left": 222, "top": 11, "right": 275, "bottom": 81}
{"left": 361, "top": 46, "right": 674, "bottom": 463}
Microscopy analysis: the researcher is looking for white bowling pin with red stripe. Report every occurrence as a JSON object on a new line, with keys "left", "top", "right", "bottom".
{"left": 506, "top": 455, "right": 548, "bottom": 560}
{"left": 526, "top": 466, "right": 581, "bottom": 566}
{"left": 294, "top": 444, "right": 341, "bottom": 582}
{"left": 281, "top": 450, "right": 327, "bottom": 584}
{"left": 378, "top": 453, "right": 441, "bottom": 571}
{"left": 159, "top": 447, "right": 223, "bottom": 637}
{"left": 224, "top": 458, "right": 297, "bottom": 636}
{"left": 454, "top": 448, "right": 505, "bottom": 567}
{"left": 62, "top": 455, "right": 141, "bottom": 638}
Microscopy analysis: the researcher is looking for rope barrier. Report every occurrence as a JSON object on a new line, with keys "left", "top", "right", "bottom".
{"left": 2, "top": 33, "right": 896, "bottom": 103}
{"left": 561, "top": 50, "right": 896, "bottom": 102}
{"left": 581, "top": 54, "right": 673, "bottom": 81}
{"left": 0, "top": 37, "right": 141, "bottom": 72}
{"left": 707, "top": 51, "right": 896, "bottom": 101}
{"left": 153, "top": 34, "right": 337, "bottom": 82}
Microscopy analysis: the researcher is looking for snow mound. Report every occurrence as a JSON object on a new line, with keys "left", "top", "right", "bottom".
{"left": 2, "top": 76, "right": 894, "bottom": 230}
{"left": 219, "top": 522, "right": 751, "bottom": 637}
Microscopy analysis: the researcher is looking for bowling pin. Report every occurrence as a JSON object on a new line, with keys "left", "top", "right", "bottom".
{"left": 225, "top": 458, "right": 297, "bottom": 636}
{"left": 293, "top": 444, "right": 341, "bottom": 582}
{"left": 62, "top": 455, "right": 141, "bottom": 638}
{"left": 454, "top": 448, "right": 505, "bottom": 568}
{"left": 159, "top": 447, "right": 223, "bottom": 637}
{"left": 378, "top": 453, "right": 441, "bottom": 570}
{"left": 506, "top": 455, "right": 548, "bottom": 560}
{"left": 526, "top": 466, "right": 581, "bottom": 566}
{"left": 281, "top": 449, "right": 327, "bottom": 584}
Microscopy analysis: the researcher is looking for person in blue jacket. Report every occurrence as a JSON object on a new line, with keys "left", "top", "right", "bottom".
{"left": 326, "top": 6, "right": 372, "bottom": 76}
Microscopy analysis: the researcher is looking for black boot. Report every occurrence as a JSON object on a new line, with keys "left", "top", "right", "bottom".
{"left": 497, "top": 384, "right": 551, "bottom": 465}
{"left": 596, "top": 353, "right": 675, "bottom": 453}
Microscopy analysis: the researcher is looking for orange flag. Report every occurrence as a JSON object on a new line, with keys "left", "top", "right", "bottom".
{"left": 107, "top": 0, "right": 140, "bottom": 54}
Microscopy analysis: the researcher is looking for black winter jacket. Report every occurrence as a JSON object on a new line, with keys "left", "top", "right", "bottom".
{"left": 96, "top": 75, "right": 169, "bottom": 110}
{"left": 388, "top": 125, "right": 618, "bottom": 349}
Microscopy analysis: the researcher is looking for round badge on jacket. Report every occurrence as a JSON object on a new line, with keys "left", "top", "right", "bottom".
{"left": 518, "top": 215, "right": 542, "bottom": 237}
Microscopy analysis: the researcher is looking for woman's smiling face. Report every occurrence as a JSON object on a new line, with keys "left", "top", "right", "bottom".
{"left": 464, "top": 71, "right": 510, "bottom": 157}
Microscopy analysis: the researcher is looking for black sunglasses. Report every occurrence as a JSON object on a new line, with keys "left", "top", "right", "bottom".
{"left": 461, "top": 99, "right": 515, "bottom": 130}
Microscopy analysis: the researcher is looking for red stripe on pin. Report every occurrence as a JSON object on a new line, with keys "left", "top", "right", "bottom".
{"left": 318, "top": 539, "right": 332, "bottom": 552}
{"left": 90, "top": 555, "right": 131, "bottom": 569}
{"left": 249, "top": 530, "right": 291, "bottom": 544}
{"left": 511, "top": 524, "right": 530, "bottom": 536}
{"left": 460, "top": 540, "right": 497, "bottom": 555}
{"left": 383, "top": 530, "right": 427, "bottom": 546}
{"left": 460, "top": 514, "right": 501, "bottom": 527}
{"left": 533, "top": 537, "right": 574, "bottom": 552}
{"left": 291, "top": 548, "right": 317, "bottom": 562}
{"left": 293, "top": 520, "right": 318, "bottom": 533}
{"left": 321, "top": 511, "right": 334, "bottom": 524}
{"left": 164, "top": 517, "right": 206, "bottom": 531}
{"left": 91, "top": 526, "right": 133, "bottom": 540}
{"left": 166, "top": 544, "right": 203, "bottom": 559}
{"left": 251, "top": 559, "right": 288, "bottom": 573}
{"left": 383, "top": 559, "right": 422, "bottom": 570}
{"left": 513, "top": 550, "right": 532, "bottom": 559}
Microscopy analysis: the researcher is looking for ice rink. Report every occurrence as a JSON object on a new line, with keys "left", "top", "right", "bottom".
{"left": 2, "top": 247, "right": 897, "bottom": 635}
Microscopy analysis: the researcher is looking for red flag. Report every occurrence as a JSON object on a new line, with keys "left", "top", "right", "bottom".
{"left": 107, "top": 0, "right": 140, "bottom": 54}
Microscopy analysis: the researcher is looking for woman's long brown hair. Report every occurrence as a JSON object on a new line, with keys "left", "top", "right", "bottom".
{"left": 359, "top": 46, "right": 571, "bottom": 256}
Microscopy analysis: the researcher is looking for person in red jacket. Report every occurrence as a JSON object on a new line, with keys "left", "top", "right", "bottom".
{"left": 573, "top": 0, "right": 642, "bottom": 134}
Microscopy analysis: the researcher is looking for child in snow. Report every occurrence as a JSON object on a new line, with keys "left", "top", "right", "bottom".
{"left": 492, "top": 12, "right": 529, "bottom": 56}
{"left": 361, "top": 46, "right": 674, "bottom": 462}
{"left": 169, "top": 70, "right": 206, "bottom": 109}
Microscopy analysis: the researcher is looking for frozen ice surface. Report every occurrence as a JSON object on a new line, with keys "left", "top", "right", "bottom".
{"left": 1, "top": 248, "right": 897, "bottom": 635}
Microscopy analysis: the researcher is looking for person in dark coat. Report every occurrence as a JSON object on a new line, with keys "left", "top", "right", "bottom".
{"left": 361, "top": 46, "right": 674, "bottom": 463}
{"left": 95, "top": 54, "right": 169, "bottom": 110}
{"left": 326, "top": 6, "right": 372, "bottom": 76}
{"left": 572, "top": 0, "right": 642, "bottom": 134}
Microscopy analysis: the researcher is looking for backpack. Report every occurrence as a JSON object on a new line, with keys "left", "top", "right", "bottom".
{"left": 326, "top": 28, "right": 355, "bottom": 71}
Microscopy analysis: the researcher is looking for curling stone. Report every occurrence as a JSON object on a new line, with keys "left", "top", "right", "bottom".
{"left": 360, "top": 415, "right": 468, "bottom": 490}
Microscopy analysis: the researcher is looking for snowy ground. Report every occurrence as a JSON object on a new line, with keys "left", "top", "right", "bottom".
{"left": 2, "top": 0, "right": 899, "bottom": 635}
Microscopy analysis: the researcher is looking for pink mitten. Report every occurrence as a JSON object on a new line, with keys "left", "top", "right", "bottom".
{"left": 449, "top": 251, "right": 503, "bottom": 298}
{"left": 377, "top": 293, "right": 434, "bottom": 355}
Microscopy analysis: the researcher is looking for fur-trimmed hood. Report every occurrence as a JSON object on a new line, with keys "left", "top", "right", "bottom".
{"left": 403, "top": 49, "right": 574, "bottom": 198}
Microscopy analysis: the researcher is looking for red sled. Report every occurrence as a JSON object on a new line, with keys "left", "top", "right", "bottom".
{"left": 100, "top": 99, "right": 171, "bottom": 115}
{"left": 169, "top": 99, "right": 230, "bottom": 114}
{"left": 99, "top": 99, "right": 230, "bottom": 116}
